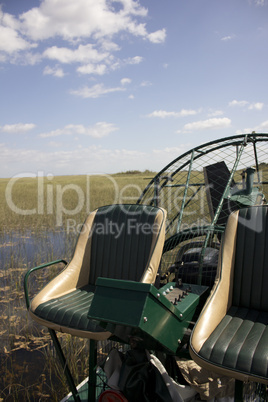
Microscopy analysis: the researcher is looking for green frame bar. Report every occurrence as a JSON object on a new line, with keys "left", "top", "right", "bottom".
{"left": 49, "top": 329, "right": 81, "bottom": 402}
{"left": 24, "top": 259, "right": 68, "bottom": 309}
{"left": 176, "top": 149, "right": 195, "bottom": 233}
{"left": 210, "top": 138, "right": 247, "bottom": 226}
{"left": 88, "top": 340, "right": 97, "bottom": 401}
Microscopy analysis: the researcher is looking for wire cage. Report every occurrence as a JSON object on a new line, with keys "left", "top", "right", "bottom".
{"left": 137, "top": 133, "right": 268, "bottom": 288}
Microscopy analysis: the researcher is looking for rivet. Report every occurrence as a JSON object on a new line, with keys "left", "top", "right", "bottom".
{"left": 157, "top": 293, "right": 160, "bottom": 298}
{"left": 143, "top": 317, "right": 148, "bottom": 323}
{"left": 178, "top": 339, "right": 181, "bottom": 344}
{"left": 179, "top": 313, "right": 183, "bottom": 318}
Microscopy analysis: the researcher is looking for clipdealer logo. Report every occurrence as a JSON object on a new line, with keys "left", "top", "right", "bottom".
{"left": 5, "top": 172, "right": 143, "bottom": 228}
{"left": 6, "top": 171, "right": 262, "bottom": 235}
{"left": 75, "top": 217, "right": 163, "bottom": 239}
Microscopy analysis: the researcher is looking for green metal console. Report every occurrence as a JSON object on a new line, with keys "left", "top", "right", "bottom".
{"left": 88, "top": 277, "right": 208, "bottom": 355}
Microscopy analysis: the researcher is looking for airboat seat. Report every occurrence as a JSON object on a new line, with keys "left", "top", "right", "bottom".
{"left": 25, "top": 204, "right": 166, "bottom": 340}
{"left": 190, "top": 205, "right": 268, "bottom": 387}
{"left": 203, "top": 161, "right": 238, "bottom": 227}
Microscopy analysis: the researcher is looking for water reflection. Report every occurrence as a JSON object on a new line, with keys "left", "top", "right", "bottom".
{"left": 0, "top": 229, "right": 77, "bottom": 269}
{"left": 0, "top": 228, "right": 79, "bottom": 399}
{"left": 0, "top": 228, "right": 77, "bottom": 345}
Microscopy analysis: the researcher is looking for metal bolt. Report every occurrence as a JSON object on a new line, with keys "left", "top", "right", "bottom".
{"left": 179, "top": 313, "right": 183, "bottom": 318}
{"left": 178, "top": 339, "right": 181, "bottom": 344}
{"left": 143, "top": 317, "right": 148, "bottom": 323}
{"left": 157, "top": 293, "right": 160, "bottom": 298}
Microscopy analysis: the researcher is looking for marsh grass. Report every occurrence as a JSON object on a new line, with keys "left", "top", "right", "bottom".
{"left": 0, "top": 172, "right": 155, "bottom": 401}
{"left": 0, "top": 172, "right": 155, "bottom": 232}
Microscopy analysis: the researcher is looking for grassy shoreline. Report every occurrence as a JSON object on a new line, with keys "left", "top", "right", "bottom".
{"left": 0, "top": 171, "right": 156, "bottom": 232}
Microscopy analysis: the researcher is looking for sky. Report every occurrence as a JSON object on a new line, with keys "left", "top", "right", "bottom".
{"left": 0, "top": 0, "right": 268, "bottom": 178}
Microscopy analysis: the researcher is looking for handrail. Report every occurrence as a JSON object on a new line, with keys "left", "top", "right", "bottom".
{"left": 24, "top": 259, "right": 68, "bottom": 309}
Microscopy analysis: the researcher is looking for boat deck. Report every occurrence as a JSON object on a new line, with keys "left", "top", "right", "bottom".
{"left": 61, "top": 369, "right": 107, "bottom": 402}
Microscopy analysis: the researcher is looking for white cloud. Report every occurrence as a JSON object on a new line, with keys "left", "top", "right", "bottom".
{"left": 121, "top": 78, "right": 132, "bottom": 85}
{"left": 77, "top": 63, "right": 107, "bottom": 75}
{"left": 109, "top": 55, "right": 144, "bottom": 71}
{"left": 20, "top": 0, "right": 124, "bottom": 41}
{"left": 240, "top": 121, "right": 268, "bottom": 133}
{"left": 43, "top": 65, "right": 65, "bottom": 77}
{"left": 257, "top": 120, "right": 268, "bottom": 130}
{"left": 0, "top": 123, "right": 36, "bottom": 133}
{"left": 229, "top": 99, "right": 264, "bottom": 110}
{"left": 48, "top": 141, "right": 63, "bottom": 148}
{"left": 255, "top": 121, "right": 268, "bottom": 131}
{"left": 125, "top": 56, "right": 143, "bottom": 65}
{"left": 39, "top": 122, "right": 118, "bottom": 138}
{"left": 221, "top": 35, "right": 233, "bottom": 41}
{"left": 254, "top": 0, "right": 266, "bottom": 6}
{"left": 20, "top": 51, "right": 42, "bottom": 65}
{"left": 42, "top": 43, "right": 143, "bottom": 76}
{"left": 153, "top": 145, "right": 189, "bottom": 156}
{"left": 207, "top": 110, "right": 224, "bottom": 117}
{"left": 0, "top": 141, "right": 193, "bottom": 178}
{"left": 147, "top": 28, "right": 166, "bottom": 44}
{"left": 248, "top": 102, "right": 264, "bottom": 110}
{"left": 235, "top": 120, "right": 268, "bottom": 134}
{"left": 0, "top": 0, "right": 165, "bottom": 76}
{"left": 140, "top": 81, "right": 152, "bottom": 87}
{"left": 0, "top": 8, "right": 20, "bottom": 31}
{"left": 19, "top": 0, "right": 163, "bottom": 43}
{"left": 0, "top": 7, "right": 37, "bottom": 56}
{"left": 183, "top": 117, "right": 231, "bottom": 132}
{"left": 100, "top": 40, "right": 120, "bottom": 52}
{"left": 43, "top": 44, "right": 109, "bottom": 64}
{"left": 0, "top": 24, "right": 35, "bottom": 54}
{"left": 70, "top": 83, "right": 126, "bottom": 98}
{"left": 229, "top": 99, "right": 249, "bottom": 107}
{"left": 147, "top": 109, "right": 199, "bottom": 118}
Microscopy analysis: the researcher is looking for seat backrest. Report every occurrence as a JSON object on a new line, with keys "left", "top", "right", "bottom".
{"left": 232, "top": 206, "right": 268, "bottom": 311}
{"left": 204, "top": 161, "right": 237, "bottom": 226}
{"left": 76, "top": 204, "right": 166, "bottom": 287}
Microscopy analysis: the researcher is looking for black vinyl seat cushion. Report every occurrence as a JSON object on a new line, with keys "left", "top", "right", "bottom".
{"left": 198, "top": 306, "right": 268, "bottom": 381}
{"left": 34, "top": 285, "right": 106, "bottom": 334}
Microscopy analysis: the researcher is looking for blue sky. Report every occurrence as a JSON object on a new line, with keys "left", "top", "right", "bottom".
{"left": 0, "top": 0, "right": 268, "bottom": 178}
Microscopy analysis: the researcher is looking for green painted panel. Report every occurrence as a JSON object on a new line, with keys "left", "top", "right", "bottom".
{"left": 88, "top": 278, "right": 208, "bottom": 354}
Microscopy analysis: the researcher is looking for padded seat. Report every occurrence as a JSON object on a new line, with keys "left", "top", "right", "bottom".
{"left": 190, "top": 206, "right": 268, "bottom": 385}
{"left": 198, "top": 306, "right": 268, "bottom": 380}
{"left": 33, "top": 285, "right": 105, "bottom": 335}
{"left": 203, "top": 161, "right": 238, "bottom": 227}
{"left": 27, "top": 204, "right": 166, "bottom": 340}
{"left": 25, "top": 203, "right": 166, "bottom": 400}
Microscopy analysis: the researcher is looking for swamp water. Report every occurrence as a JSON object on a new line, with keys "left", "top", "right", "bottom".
{"left": 0, "top": 229, "right": 88, "bottom": 401}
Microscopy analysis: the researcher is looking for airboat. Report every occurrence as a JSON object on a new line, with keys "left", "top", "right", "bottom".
{"left": 24, "top": 133, "right": 268, "bottom": 401}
